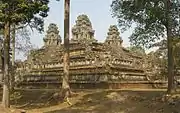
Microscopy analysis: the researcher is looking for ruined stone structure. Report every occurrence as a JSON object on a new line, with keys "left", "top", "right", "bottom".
{"left": 16, "top": 14, "right": 150, "bottom": 89}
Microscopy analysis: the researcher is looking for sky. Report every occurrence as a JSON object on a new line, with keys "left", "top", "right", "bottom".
{"left": 17, "top": 0, "right": 135, "bottom": 59}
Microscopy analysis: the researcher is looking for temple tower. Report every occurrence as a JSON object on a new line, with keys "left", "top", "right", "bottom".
{"left": 105, "top": 25, "right": 123, "bottom": 46}
{"left": 43, "top": 23, "right": 62, "bottom": 46}
{"left": 71, "top": 14, "right": 97, "bottom": 43}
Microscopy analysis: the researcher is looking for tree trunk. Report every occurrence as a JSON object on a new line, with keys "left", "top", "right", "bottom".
{"left": 10, "top": 24, "right": 15, "bottom": 91}
{"left": 2, "top": 21, "right": 10, "bottom": 108}
{"left": 62, "top": 0, "right": 70, "bottom": 99}
{"left": 0, "top": 33, "right": 3, "bottom": 83}
{"left": 166, "top": 0, "right": 175, "bottom": 94}
{"left": 167, "top": 28, "right": 174, "bottom": 94}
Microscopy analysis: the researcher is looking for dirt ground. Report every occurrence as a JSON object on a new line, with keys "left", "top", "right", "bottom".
{"left": 0, "top": 89, "right": 180, "bottom": 113}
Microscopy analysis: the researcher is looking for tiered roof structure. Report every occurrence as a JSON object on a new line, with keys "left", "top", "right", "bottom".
{"left": 71, "top": 14, "right": 97, "bottom": 43}
{"left": 43, "top": 23, "right": 62, "bottom": 46}
{"left": 16, "top": 14, "right": 149, "bottom": 89}
{"left": 105, "top": 25, "right": 123, "bottom": 46}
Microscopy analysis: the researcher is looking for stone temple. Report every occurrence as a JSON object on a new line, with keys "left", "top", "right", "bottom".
{"left": 16, "top": 14, "right": 151, "bottom": 89}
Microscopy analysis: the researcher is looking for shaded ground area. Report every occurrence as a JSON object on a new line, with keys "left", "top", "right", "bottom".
{"left": 1, "top": 89, "right": 180, "bottom": 113}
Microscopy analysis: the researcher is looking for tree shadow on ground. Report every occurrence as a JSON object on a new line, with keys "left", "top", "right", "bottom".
{"left": 0, "top": 89, "right": 180, "bottom": 113}
{"left": 0, "top": 89, "right": 81, "bottom": 111}
{"left": 10, "top": 90, "right": 62, "bottom": 110}
{"left": 44, "top": 90, "right": 180, "bottom": 113}
{"left": 10, "top": 89, "right": 80, "bottom": 110}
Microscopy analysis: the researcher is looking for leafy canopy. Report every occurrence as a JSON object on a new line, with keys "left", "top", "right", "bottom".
{"left": 127, "top": 45, "right": 145, "bottom": 56}
{"left": 111, "top": 0, "right": 180, "bottom": 48}
{"left": 0, "top": 0, "right": 49, "bottom": 32}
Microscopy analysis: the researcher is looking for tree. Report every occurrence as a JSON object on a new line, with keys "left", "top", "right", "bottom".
{"left": 61, "top": 0, "right": 71, "bottom": 102}
{"left": 0, "top": 0, "right": 49, "bottom": 108}
{"left": 2, "top": 20, "right": 10, "bottom": 108}
{"left": 111, "top": 0, "right": 180, "bottom": 94}
{"left": 10, "top": 24, "right": 15, "bottom": 91}
{"left": 0, "top": 28, "right": 3, "bottom": 83}
{"left": 15, "top": 27, "right": 35, "bottom": 55}
{"left": 127, "top": 45, "right": 146, "bottom": 56}
{"left": 173, "top": 37, "right": 180, "bottom": 70}
{"left": 154, "top": 37, "right": 180, "bottom": 74}
{"left": 0, "top": 25, "right": 33, "bottom": 91}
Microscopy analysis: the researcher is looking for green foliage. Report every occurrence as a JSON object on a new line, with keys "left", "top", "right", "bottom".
{"left": 111, "top": 0, "right": 180, "bottom": 48}
{"left": 0, "top": 27, "right": 3, "bottom": 35}
{"left": 152, "top": 36, "right": 180, "bottom": 75}
{"left": 127, "top": 45, "right": 145, "bottom": 55}
{"left": 0, "top": 0, "right": 49, "bottom": 32}
{"left": 153, "top": 37, "right": 180, "bottom": 63}
{"left": 172, "top": 37, "right": 180, "bottom": 68}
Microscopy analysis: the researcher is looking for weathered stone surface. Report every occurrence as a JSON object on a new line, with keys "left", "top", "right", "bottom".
{"left": 105, "top": 25, "right": 123, "bottom": 46}
{"left": 43, "top": 23, "right": 62, "bottom": 46}
{"left": 27, "top": 23, "right": 63, "bottom": 65}
{"left": 71, "top": 14, "right": 97, "bottom": 43}
{"left": 14, "top": 15, "right": 152, "bottom": 89}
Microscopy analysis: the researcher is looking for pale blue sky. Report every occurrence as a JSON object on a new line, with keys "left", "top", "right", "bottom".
{"left": 17, "top": 0, "right": 135, "bottom": 59}
{"left": 30, "top": 0, "right": 133, "bottom": 47}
